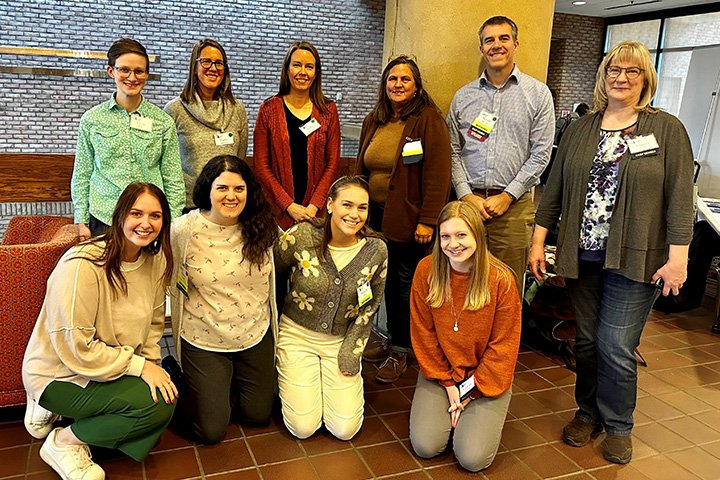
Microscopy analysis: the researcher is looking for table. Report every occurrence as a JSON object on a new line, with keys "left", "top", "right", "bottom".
{"left": 697, "top": 196, "right": 720, "bottom": 332}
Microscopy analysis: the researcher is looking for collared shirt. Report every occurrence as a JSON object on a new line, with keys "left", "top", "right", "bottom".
{"left": 447, "top": 65, "right": 555, "bottom": 200}
{"left": 72, "top": 94, "right": 184, "bottom": 224}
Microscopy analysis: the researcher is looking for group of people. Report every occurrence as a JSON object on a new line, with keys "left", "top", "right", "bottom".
{"left": 19, "top": 12, "right": 693, "bottom": 480}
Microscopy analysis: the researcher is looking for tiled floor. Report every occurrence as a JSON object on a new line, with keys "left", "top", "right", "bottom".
{"left": 3, "top": 297, "right": 720, "bottom": 479}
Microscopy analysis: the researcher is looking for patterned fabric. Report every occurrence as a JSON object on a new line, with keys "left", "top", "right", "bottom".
{"left": 275, "top": 222, "right": 388, "bottom": 374}
{"left": 579, "top": 126, "right": 635, "bottom": 252}
{"left": 72, "top": 94, "right": 184, "bottom": 224}
{"left": 181, "top": 214, "right": 271, "bottom": 352}
{"left": 0, "top": 216, "right": 78, "bottom": 406}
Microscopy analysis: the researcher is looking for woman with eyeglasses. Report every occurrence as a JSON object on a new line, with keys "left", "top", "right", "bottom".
{"left": 253, "top": 40, "right": 340, "bottom": 230}
{"left": 355, "top": 55, "right": 451, "bottom": 384}
{"left": 72, "top": 38, "right": 184, "bottom": 239}
{"left": 165, "top": 39, "right": 248, "bottom": 211}
{"left": 274, "top": 176, "right": 387, "bottom": 440}
{"left": 529, "top": 41, "right": 694, "bottom": 465}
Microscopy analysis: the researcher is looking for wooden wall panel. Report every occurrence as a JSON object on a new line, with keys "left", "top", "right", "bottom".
{"left": 0, "top": 154, "right": 357, "bottom": 203}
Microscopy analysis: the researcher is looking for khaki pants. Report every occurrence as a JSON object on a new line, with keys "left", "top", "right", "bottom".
{"left": 277, "top": 317, "right": 364, "bottom": 440}
{"left": 479, "top": 192, "right": 534, "bottom": 294}
{"left": 409, "top": 374, "right": 511, "bottom": 472}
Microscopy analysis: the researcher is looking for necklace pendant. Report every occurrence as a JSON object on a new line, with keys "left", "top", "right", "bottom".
{"left": 453, "top": 322, "right": 459, "bottom": 332}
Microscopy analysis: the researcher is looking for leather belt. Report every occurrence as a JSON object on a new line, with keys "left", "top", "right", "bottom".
{"left": 472, "top": 188, "right": 506, "bottom": 197}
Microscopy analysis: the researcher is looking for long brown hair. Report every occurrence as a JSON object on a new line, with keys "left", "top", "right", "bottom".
{"left": 312, "top": 175, "right": 384, "bottom": 262}
{"left": 370, "top": 55, "right": 440, "bottom": 124}
{"left": 427, "top": 201, "right": 509, "bottom": 310}
{"left": 78, "top": 182, "right": 173, "bottom": 297}
{"left": 180, "top": 38, "right": 236, "bottom": 104}
{"left": 277, "top": 40, "right": 330, "bottom": 113}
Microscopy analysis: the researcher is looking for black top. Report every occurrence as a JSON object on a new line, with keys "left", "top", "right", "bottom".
{"left": 284, "top": 101, "right": 310, "bottom": 204}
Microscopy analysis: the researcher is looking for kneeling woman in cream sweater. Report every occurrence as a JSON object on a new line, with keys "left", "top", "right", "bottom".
{"left": 23, "top": 183, "right": 176, "bottom": 480}
{"left": 409, "top": 201, "right": 521, "bottom": 472}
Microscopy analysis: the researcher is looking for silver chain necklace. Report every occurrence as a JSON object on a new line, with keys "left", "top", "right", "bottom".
{"left": 449, "top": 294, "right": 461, "bottom": 332}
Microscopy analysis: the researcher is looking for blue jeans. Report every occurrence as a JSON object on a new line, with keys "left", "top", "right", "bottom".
{"left": 566, "top": 261, "right": 658, "bottom": 435}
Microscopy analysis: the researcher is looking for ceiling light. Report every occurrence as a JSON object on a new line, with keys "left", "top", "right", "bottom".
{"left": 573, "top": 1, "right": 587, "bottom": 4}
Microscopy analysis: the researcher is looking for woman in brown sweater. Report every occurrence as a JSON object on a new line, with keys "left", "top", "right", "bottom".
{"left": 409, "top": 201, "right": 521, "bottom": 472}
{"left": 356, "top": 55, "right": 451, "bottom": 383}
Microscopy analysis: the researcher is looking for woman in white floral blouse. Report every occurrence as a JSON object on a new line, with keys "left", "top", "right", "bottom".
{"left": 275, "top": 176, "right": 388, "bottom": 440}
{"left": 168, "top": 155, "right": 279, "bottom": 444}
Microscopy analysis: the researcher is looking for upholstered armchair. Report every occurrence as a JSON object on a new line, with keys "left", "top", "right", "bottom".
{"left": 0, "top": 216, "right": 79, "bottom": 407}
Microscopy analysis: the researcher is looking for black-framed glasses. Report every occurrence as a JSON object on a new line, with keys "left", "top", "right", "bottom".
{"left": 606, "top": 66, "right": 644, "bottom": 79}
{"left": 113, "top": 66, "right": 148, "bottom": 78}
{"left": 197, "top": 58, "right": 226, "bottom": 71}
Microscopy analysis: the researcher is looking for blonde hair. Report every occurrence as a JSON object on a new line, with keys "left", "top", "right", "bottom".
{"left": 593, "top": 41, "right": 658, "bottom": 113}
{"left": 427, "top": 201, "right": 509, "bottom": 310}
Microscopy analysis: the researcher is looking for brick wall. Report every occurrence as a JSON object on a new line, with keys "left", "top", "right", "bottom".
{"left": 0, "top": 0, "right": 385, "bottom": 156}
{"left": 0, "top": 0, "right": 385, "bottom": 239}
{"left": 548, "top": 13, "right": 605, "bottom": 116}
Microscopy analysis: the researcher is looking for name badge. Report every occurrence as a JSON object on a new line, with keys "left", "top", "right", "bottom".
{"left": 214, "top": 131, "right": 235, "bottom": 146}
{"left": 402, "top": 138, "right": 423, "bottom": 165}
{"left": 176, "top": 264, "right": 189, "bottom": 299}
{"left": 357, "top": 281, "right": 373, "bottom": 308}
{"left": 458, "top": 376, "right": 475, "bottom": 400}
{"left": 299, "top": 118, "right": 321, "bottom": 136}
{"left": 626, "top": 134, "right": 659, "bottom": 158}
{"left": 467, "top": 110, "right": 497, "bottom": 142}
{"left": 129, "top": 114, "right": 153, "bottom": 132}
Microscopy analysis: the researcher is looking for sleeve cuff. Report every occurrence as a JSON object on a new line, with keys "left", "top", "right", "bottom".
{"left": 454, "top": 183, "right": 473, "bottom": 199}
{"left": 504, "top": 182, "right": 527, "bottom": 201}
{"left": 127, "top": 355, "right": 146, "bottom": 377}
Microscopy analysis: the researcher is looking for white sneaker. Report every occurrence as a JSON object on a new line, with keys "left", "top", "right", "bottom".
{"left": 39, "top": 428, "right": 105, "bottom": 480}
{"left": 24, "top": 394, "right": 59, "bottom": 439}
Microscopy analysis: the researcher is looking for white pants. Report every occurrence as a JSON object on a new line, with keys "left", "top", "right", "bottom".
{"left": 276, "top": 317, "right": 364, "bottom": 440}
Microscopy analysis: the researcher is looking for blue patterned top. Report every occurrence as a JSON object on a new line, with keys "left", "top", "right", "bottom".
{"left": 579, "top": 123, "right": 637, "bottom": 254}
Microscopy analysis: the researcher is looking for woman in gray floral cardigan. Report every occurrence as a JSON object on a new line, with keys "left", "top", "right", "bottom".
{"left": 275, "top": 176, "right": 387, "bottom": 440}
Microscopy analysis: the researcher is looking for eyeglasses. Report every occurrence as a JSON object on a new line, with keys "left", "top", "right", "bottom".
{"left": 113, "top": 66, "right": 148, "bottom": 78}
{"left": 197, "top": 58, "right": 226, "bottom": 71}
{"left": 606, "top": 66, "right": 644, "bottom": 79}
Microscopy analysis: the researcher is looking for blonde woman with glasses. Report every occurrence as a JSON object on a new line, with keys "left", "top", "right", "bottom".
{"left": 165, "top": 39, "right": 248, "bottom": 211}
{"left": 72, "top": 38, "right": 184, "bottom": 239}
{"left": 530, "top": 41, "right": 694, "bottom": 464}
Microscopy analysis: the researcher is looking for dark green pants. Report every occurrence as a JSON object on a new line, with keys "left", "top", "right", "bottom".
{"left": 40, "top": 376, "right": 175, "bottom": 461}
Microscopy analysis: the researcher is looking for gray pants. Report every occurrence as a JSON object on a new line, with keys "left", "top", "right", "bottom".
{"left": 179, "top": 329, "right": 275, "bottom": 444}
{"left": 409, "top": 373, "right": 511, "bottom": 472}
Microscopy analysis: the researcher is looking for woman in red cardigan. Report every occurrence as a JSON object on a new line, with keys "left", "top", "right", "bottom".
{"left": 253, "top": 41, "right": 340, "bottom": 230}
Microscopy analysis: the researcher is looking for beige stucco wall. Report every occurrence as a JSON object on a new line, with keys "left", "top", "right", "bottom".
{"left": 383, "top": 0, "right": 556, "bottom": 115}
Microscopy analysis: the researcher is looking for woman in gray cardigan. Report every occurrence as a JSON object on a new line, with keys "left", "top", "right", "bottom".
{"left": 529, "top": 41, "right": 694, "bottom": 465}
{"left": 165, "top": 39, "right": 248, "bottom": 210}
{"left": 275, "top": 176, "right": 388, "bottom": 441}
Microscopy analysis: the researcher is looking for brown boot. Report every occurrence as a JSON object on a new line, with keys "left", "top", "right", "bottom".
{"left": 562, "top": 417, "right": 602, "bottom": 447}
{"left": 362, "top": 337, "right": 390, "bottom": 363}
{"left": 601, "top": 434, "right": 632, "bottom": 464}
{"left": 376, "top": 351, "right": 407, "bottom": 384}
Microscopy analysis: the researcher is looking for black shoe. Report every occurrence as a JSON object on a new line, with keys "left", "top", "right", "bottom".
{"left": 162, "top": 355, "right": 184, "bottom": 389}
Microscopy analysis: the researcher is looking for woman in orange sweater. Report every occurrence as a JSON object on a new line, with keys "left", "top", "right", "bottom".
{"left": 409, "top": 200, "right": 521, "bottom": 472}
